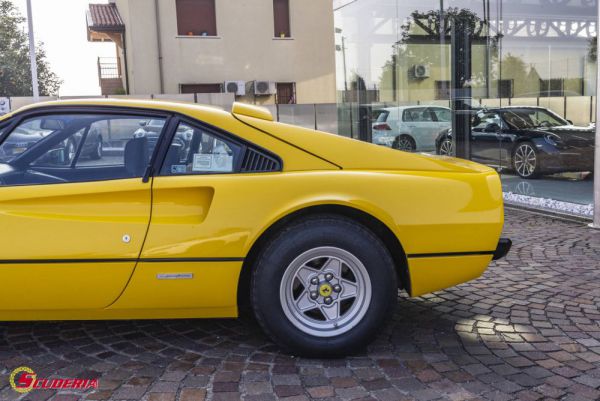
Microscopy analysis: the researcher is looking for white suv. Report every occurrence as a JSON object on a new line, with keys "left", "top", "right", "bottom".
{"left": 372, "top": 106, "right": 452, "bottom": 152}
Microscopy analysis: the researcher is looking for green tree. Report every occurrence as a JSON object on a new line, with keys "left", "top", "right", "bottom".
{"left": 0, "top": 0, "right": 61, "bottom": 96}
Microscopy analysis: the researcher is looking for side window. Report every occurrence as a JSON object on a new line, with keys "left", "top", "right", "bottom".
{"left": 419, "top": 109, "right": 435, "bottom": 122}
{"left": 473, "top": 113, "right": 502, "bottom": 130}
{"left": 431, "top": 108, "right": 451, "bottom": 123}
{"left": 0, "top": 114, "right": 166, "bottom": 187}
{"left": 161, "top": 122, "right": 242, "bottom": 175}
{"left": 403, "top": 108, "right": 426, "bottom": 122}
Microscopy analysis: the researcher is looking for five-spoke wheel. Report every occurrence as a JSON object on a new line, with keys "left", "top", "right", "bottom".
{"left": 280, "top": 247, "right": 371, "bottom": 337}
{"left": 251, "top": 215, "right": 397, "bottom": 357}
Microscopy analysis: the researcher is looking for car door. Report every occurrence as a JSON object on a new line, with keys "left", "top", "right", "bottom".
{"left": 110, "top": 118, "right": 271, "bottom": 313}
{"left": 401, "top": 107, "right": 439, "bottom": 151}
{"left": 0, "top": 111, "right": 167, "bottom": 310}
{"left": 470, "top": 112, "right": 503, "bottom": 165}
{"left": 427, "top": 107, "right": 452, "bottom": 152}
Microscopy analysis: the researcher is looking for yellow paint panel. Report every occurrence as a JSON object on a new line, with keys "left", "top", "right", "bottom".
{"left": 0, "top": 263, "right": 134, "bottom": 310}
{"left": 0, "top": 307, "right": 237, "bottom": 321}
{"left": 110, "top": 262, "right": 242, "bottom": 310}
{"left": 0, "top": 179, "right": 150, "bottom": 259}
{"left": 407, "top": 255, "right": 493, "bottom": 297}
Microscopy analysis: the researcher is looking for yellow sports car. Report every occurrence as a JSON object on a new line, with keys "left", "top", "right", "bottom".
{"left": 0, "top": 99, "right": 510, "bottom": 356}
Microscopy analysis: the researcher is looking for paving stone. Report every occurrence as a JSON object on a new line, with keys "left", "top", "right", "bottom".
{"left": 179, "top": 388, "right": 207, "bottom": 401}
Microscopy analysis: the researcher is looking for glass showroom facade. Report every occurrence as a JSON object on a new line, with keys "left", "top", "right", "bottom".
{"left": 333, "top": 0, "right": 597, "bottom": 218}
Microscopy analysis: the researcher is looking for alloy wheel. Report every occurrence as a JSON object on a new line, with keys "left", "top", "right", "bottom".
{"left": 439, "top": 139, "right": 453, "bottom": 155}
{"left": 66, "top": 141, "right": 76, "bottom": 163}
{"left": 514, "top": 143, "right": 537, "bottom": 178}
{"left": 279, "top": 246, "right": 372, "bottom": 337}
{"left": 395, "top": 137, "right": 415, "bottom": 152}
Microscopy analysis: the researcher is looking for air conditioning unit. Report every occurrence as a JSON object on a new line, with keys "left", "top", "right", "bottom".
{"left": 254, "top": 81, "right": 276, "bottom": 96}
{"left": 412, "top": 64, "right": 430, "bottom": 79}
{"left": 224, "top": 81, "right": 246, "bottom": 96}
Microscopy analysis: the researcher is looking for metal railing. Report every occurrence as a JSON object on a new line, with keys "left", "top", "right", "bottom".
{"left": 97, "top": 57, "right": 121, "bottom": 82}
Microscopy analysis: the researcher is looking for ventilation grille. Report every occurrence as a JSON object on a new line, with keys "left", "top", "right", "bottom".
{"left": 241, "top": 148, "right": 281, "bottom": 172}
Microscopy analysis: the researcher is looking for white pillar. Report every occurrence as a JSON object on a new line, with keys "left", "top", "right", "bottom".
{"left": 26, "top": 0, "right": 39, "bottom": 102}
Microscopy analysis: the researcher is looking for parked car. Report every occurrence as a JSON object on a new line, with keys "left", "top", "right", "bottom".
{"left": 0, "top": 99, "right": 510, "bottom": 356}
{"left": 0, "top": 117, "right": 103, "bottom": 164}
{"left": 134, "top": 119, "right": 194, "bottom": 164}
{"left": 372, "top": 105, "right": 452, "bottom": 152}
{"left": 436, "top": 106, "right": 595, "bottom": 179}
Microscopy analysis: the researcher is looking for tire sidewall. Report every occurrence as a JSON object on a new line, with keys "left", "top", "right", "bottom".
{"left": 251, "top": 217, "right": 397, "bottom": 356}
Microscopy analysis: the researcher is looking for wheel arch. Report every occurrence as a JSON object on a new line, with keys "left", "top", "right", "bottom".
{"left": 237, "top": 203, "right": 410, "bottom": 310}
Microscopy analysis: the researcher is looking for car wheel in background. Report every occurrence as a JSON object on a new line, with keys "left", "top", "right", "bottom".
{"left": 63, "top": 139, "right": 76, "bottom": 165}
{"left": 513, "top": 142, "right": 541, "bottom": 179}
{"left": 437, "top": 137, "right": 453, "bottom": 156}
{"left": 392, "top": 135, "right": 416, "bottom": 152}
{"left": 90, "top": 137, "right": 103, "bottom": 160}
{"left": 251, "top": 215, "right": 397, "bottom": 357}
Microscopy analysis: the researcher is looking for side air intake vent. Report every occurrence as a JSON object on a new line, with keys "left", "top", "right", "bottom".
{"left": 241, "top": 148, "right": 281, "bottom": 172}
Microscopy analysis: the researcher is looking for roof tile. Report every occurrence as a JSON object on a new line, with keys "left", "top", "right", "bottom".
{"left": 87, "top": 3, "right": 124, "bottom": 30}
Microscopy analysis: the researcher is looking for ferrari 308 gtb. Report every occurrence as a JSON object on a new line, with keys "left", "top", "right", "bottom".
{"left": 0, "top": 99, "right": 510, "bottom": 356}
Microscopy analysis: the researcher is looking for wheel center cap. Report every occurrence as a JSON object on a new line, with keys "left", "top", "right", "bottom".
{"left": 319, "top": 284, "right": 333, "bottom": 297}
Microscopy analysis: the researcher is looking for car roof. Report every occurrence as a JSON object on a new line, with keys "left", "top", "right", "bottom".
{"left": 380, "top": 105, "right": 450, "bottom": 112}
{"left": 0, "top": 98, "right": 232, "bottom": 123}
{"left": 483, "top": 106, "right": 549, "bottom": 112}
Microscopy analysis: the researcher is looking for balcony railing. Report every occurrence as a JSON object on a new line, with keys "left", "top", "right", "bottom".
{"left": 97, "top": 57, "right": 121, "bottom": 82}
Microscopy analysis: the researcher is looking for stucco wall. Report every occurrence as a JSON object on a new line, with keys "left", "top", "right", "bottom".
{"left": 115, "top": 0, "right": 336, "bottom": 103}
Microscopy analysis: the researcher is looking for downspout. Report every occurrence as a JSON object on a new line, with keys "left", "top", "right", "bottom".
{"left": 122, "top": 31, "right": 130, "bottom": 95}
{"left": 154, "top": 0, "right": 165, "bottom": 94}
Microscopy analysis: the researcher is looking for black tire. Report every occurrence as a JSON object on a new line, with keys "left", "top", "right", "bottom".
{"left": 437, "top": 137, "right": 453, "bottom": 156}
{"left": 63, "top": 139, "right": 76, "bottom": 165}
{"left": 90, "top": 137, "right": 103, "bottom": 160}
{"left": 512, "top": 141, "right": 541, "bottom": 179}
{"left": 251, "top": 215, "right": 397, "bottom": 357}
{"left": 392, "top": 135, "right": 416, "bottom": 152}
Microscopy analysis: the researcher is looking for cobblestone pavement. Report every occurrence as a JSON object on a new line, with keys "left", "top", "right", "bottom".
{"left": 1, "top": 209, "right": 599, "bottom": 401}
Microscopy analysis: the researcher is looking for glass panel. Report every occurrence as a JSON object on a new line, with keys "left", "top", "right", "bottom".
{"left": 0, "top": 114, "right": 164, "bottom": 186}
{"left": 315, "top": 103, "right": 339, "bottom": 134}
{"left": 278, "top": 104, "right": 317, "bottom": 130}
{"left": 334, "top": 0, "right": 596, "bottom": 215}
{"left": 160, "top": 122, "right": 242, "bottom": 175}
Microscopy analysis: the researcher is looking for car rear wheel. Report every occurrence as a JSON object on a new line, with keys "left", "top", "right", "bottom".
{"left": 63, "top": 139, "right": 76, "bottom": 165}
{"left": 90, "top": 138, "right": 103, "bottom": 160}
{"left": 251, "top": 215, "right": 397, "bottom": 357}
{"left": 392, "top": 135, "right": 416, "bottom": 152}
{"left": 513, "top": 142, "right": 541, "bottom": 179}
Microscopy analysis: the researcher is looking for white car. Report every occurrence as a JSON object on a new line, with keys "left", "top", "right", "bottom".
{"left": 372, "top": 106, "right": 452, "bottom": 152}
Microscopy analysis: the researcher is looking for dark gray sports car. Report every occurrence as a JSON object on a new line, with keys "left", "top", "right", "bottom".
{"left": 436, "top": 106, "right": 595, "bottom": 178}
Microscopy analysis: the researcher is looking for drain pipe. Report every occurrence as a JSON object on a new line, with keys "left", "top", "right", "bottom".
{"left": 154, "top": 0, "right": 165, "bottom": 94}
{"left": 593, "top": 3, "right": 600, "bottom": 228}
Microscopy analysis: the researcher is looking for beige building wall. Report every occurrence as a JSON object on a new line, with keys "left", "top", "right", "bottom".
{"left": 114, "top": 0, "right": 336, "bottom": 104}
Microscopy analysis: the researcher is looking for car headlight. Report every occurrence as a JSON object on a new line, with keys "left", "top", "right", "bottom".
{"left": 543, "top": 133, "right": 563, "bottom": 147}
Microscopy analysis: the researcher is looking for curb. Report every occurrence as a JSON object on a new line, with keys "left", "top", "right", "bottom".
{"left": 504, "top": 202, "right": 593, "bottom": 225}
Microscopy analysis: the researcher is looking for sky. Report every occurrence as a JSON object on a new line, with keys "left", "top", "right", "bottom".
{"left": 12, "top": 0, "right": 115, "bottom": 96}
